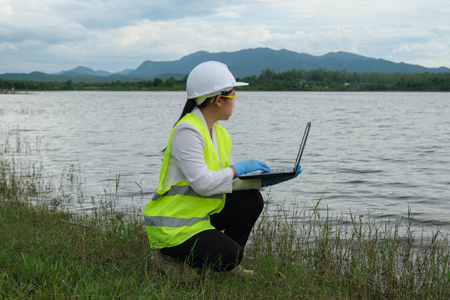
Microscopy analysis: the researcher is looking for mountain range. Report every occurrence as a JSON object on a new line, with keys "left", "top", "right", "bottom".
{"left": 1, "top": 48, "right": 449, "bottom": 83}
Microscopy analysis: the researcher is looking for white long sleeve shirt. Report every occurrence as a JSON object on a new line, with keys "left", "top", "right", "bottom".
{"left": 161, "top": 107, "right": 262, "bottom": 196}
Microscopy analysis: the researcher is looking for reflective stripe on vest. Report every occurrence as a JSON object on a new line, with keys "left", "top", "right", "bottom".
{"left": 152, "top": 186, "right": 223, "bottom": 201}
{"left": 144, "top": 215, "right": 209, "bottom": 228}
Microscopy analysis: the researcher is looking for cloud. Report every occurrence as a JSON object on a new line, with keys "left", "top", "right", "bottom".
{"left": 0, "top": 0, "right": 449, "bottom": 73}
{"left": 2, "top": 0, "right": 258, "bottom": 30}
{"left": 0, "top": 43, "right": 18, "bottom": 52}
{"left": 393, "top": 45, "right": 413, "bottom": 54}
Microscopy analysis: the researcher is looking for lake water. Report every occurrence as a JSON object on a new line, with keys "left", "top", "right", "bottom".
{"left": 1, "top": 91, "right": 449, "bottom": 236}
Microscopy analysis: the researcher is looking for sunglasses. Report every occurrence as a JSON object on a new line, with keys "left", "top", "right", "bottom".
{"left": 221, "top": 95, "right": 237, "bottom": 99}
{"left": 210, "top": 94, "right": 237, "bottom": 103}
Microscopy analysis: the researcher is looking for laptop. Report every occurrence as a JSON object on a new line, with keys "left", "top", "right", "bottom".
{"left": 238, "top": 122, "right": 311, "bottom": 180}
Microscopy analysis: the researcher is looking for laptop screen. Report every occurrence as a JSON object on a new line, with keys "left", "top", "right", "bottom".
{"left": 293, "top": 122, "right": 311, "bottom": 171}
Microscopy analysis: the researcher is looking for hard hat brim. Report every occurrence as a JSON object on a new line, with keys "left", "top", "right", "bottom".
{"left": 233, "top": 82, "right": 249, "bottom": 87}
{"left": 221, "top": 82, "right": 249, "bottom": 91}
{"left": 187, "top": 81, "right": 249, "bottom": 99}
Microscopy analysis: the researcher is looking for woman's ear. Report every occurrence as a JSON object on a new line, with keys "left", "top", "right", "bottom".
{"left": 215, "top": 95, "right": 222, "bottom": 107}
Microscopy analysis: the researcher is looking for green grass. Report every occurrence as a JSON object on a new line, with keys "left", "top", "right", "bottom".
{"left": 2, "top": 127, "right": 450, "bottom": 299}
{"left": 0, "top": 199, "right": 152, "bottom": 299}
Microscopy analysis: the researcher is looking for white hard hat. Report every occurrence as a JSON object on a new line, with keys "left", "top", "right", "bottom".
{"left": 186, "top": 61, "right": 248, "bottom": 105}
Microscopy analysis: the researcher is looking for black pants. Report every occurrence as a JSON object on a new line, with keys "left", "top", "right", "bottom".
{"left": 161, "top": 189, "right": 264, "bottom": 272}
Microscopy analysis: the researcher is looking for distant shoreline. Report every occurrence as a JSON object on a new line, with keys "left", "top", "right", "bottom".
{"left": 2, "top": 68, "right": 450, "bottom": 92}
{"left": 1, "top": 91, "right": 31, "bottom": 94}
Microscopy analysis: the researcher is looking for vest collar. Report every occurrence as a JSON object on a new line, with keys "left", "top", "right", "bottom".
{"left": 192, "top": 106, "right": 217, "bottom": 141}
{"left": 191, "top": 107, "right": 221, "bottom": 165}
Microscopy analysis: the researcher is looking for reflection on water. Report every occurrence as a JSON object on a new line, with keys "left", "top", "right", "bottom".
{"left": 1, "top": 91, "right": 449, "bottom": 235}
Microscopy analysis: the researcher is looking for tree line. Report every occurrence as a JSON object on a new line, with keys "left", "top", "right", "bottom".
{"left": 238, "top": 69, "right": 450, "bottom": 91}
{"left": 2, "top": 69, "right": 450, "bottom": 92}
{"left": 0, "top": 77, "right": 186, "bottom": 92}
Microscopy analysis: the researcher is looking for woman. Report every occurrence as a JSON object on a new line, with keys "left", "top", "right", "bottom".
{"left": 144, "top": 61, "right": 301, "bottom": 274}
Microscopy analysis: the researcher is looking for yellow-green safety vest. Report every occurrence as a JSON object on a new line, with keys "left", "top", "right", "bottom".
{"left": 144, "top": 113, "right": 232, "bottom": 249}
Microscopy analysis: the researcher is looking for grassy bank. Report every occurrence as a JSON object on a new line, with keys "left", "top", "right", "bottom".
{"left": 2, "top": 128, "right": 450, "bottom": 299}
{"left": 2, "top": 194, "right": 450, "bottom": 298}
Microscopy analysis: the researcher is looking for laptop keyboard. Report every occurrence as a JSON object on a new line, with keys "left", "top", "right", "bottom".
{"left": 270, "top": 168, "right": 287, "bottom": 174}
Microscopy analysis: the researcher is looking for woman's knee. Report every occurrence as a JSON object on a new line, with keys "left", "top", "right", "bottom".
{"left": 247, "top": 189, "right": 264, "bottom": 213}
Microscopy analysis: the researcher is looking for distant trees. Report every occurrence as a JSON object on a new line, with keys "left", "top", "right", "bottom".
{"left": 1, "top": 70, "right": 449, "bottom": 92}
{"left": 64, "top": 80, "right": 73, "bottom": 90}
{"left": 152, "top": 78, "right": 163, "bottom": 87}
{"left": 0, "top": 77, "right": 187, "bottom": 91}
{"left": 238, "top": 69, "right": 450, "bottom": 91}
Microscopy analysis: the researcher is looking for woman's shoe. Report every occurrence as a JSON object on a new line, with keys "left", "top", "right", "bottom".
{"left": 231, "top": 265, "right": 254, "bottom": 275}
{"left": 151, "top": 250, "right": 179, "bottom": 274}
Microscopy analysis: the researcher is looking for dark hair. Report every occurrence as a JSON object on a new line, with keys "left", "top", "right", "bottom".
{"left": 162, "top": 90, "right": 232, "bottom": 153}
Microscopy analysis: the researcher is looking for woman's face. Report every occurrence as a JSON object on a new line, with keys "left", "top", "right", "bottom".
{"left": 218, "top": 89, "right": 236, "bottom": 121}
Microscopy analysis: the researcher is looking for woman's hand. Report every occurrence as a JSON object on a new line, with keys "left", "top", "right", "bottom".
{"left": 231, "top": 159, "right": 271, "bottom": 177}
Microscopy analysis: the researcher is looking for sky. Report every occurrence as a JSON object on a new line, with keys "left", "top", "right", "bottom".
{"left": 1, "top": 0, "right": 450, "bottom": 74}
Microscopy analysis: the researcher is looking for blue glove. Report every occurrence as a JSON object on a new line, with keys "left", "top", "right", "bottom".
{"left": 262, "top": 166, "right": 302, "bottom": 187}
{"left": 232, "top": 159, "right": 271, "bottom": 176}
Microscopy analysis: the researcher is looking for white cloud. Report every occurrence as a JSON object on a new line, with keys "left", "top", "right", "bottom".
{"left": 0, "top": 43, "right": 18, "bottom": 52}
{"left": 0, "top": 0, "right": 449, "bottom": 73}
{"left": 393, "top": 45, "right": 413, "bottom": 54}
